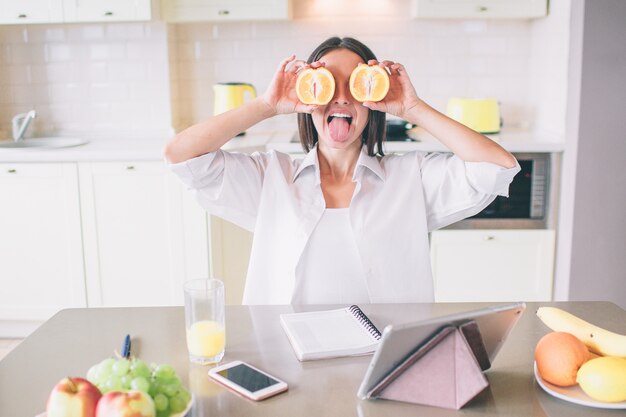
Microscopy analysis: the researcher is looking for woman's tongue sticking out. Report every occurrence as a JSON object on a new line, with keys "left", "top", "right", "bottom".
{"left": 328, "top": 116, "right": 351, "bottom": 142}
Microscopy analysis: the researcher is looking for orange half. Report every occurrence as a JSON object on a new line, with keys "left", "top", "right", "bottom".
{"left": 295, "top": 67, "right": 336, "bottom": 105}
{"left": 349, "top": 64, "right": 390, "bottom": 102}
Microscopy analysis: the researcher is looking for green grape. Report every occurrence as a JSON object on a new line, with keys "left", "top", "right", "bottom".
{"left": 113, "top": 358, "right": 130, "bottom": 376}
{"left": 131, "top": 376, "right": 151, "bottom": 393}
{"left": 161, "top": 380, "right": 180, "bottom": 397}
{"left": 178, "top": 388, "right": 191, "bottom": 404}
{"left": 148, "top": 380, "right": 161, "bottom": 397}
{"left": 105, "top": 375, "right": 124, "bottom": 392}
{"left": 156, "top": 410, "right": 170, "bottom": 417}
{"left": 97, "top": 358, "right": 115, "bottom": 379}
{"left": 169, "top": 394, "right": 187, "bottom": 413}
{"left": 154, "top": 364, "right": 176, "bottom": 380}
{"left": 153, "top": 393, "right": 169, "bottom": 412}
{"left": 120, "top": 374, "right": 133, "bottom": 389}
{"left": 131, "top": 360, "right": 151, "bottom": 378}
{"left": 86, "top": 365, "right": 99, "bottom": 384}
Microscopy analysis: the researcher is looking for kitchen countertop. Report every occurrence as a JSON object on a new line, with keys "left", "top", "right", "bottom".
{"left": 267, "top": 127, "right": 565, "bottom": 155}
{"left": 0, "top": 128, "right": 563, "bottom": 163}
{"left": 0, "top": 301, "right": 623, "bottom": 417}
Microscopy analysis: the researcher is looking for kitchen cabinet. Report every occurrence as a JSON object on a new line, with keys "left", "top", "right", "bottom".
{"left": 0, "top": 163, "right": 85, "bottom": 333}
{"left": 209, "top": 216, "right": 252, "bottom": 305}
{"left": 161, "top": 0, "right": 291, "bottom": 22}
{"left": 412, "top": 0, "right": 548, "bottom": 19}
{"left": 78, "top": 161, "right": 209, "bottom": 308}
{"left": 430, "top": 229, "right": 555, "bottom": 302}
{"left": 62, "top": 0, "right": 154, "bottom": 22}
{"left": 0, "top": 0, "right": 64, "bottom": 24}
{"left": 0, "top": 0, "right": 154, "bottom": 24}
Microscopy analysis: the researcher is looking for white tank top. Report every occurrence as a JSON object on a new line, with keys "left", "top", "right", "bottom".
{"left": 292, "top": 208, "right": 370, "bottom": 304}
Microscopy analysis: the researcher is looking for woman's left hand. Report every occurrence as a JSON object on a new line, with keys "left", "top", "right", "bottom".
{"left": 362, "top": 60, "right": 421, "bottom": 120}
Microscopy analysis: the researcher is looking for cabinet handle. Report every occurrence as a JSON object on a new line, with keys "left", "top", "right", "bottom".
{"left": 218, "top": 9, "right": 230, "bottom": 16}
{"left": 17, "top": 14, "right": 27, "bottom": 19}
{"left": 477, "top": 6, "right": 488, "bottom": 12}
{"left": 7, "top": 169, "right": 17, "bottom": 174}
{"left": 104, "top": 11, "right": 113, "bottom": 16}
{"left": 484, "top": 235, "right": 495, "bottom": 241}
{"left": 126, "top": 165, "right": 135, "bottom": 171}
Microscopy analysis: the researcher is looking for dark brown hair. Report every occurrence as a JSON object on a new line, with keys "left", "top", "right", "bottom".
{"left": 297, "top": 37, "right": 386, "bottom": 156}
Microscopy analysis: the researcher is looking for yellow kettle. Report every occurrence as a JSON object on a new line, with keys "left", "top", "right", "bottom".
{"left": 213, "top": 82, "right": 257, "bottom": 116}
{"left": 446, "top": 98, "right": 501, "bottom": 134}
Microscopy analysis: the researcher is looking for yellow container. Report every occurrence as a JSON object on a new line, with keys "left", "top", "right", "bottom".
{"left": 446, "top": 98, "right": 501, "bottom": 134}
{"left": 213, "top": 82, "right": 257, "bottom": 116}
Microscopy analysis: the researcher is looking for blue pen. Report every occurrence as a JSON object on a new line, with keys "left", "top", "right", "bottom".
{"left": 122, "top": 334, "right": 131, "bottom": 359}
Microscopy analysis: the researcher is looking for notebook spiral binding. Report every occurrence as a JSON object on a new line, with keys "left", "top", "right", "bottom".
{"left": 349, "top": 305, "right": 382, "bottom": 340}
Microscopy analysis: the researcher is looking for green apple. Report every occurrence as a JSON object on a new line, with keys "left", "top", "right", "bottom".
{"left": 46, "top": 377, "right": 102, "bottom": 417}
{"left": 95, "top": 390, "right": 156, "bottom": 417}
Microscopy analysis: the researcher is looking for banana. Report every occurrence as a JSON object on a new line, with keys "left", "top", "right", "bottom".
{"left": 536, "top": 307, "right": 626, "bottom": 357}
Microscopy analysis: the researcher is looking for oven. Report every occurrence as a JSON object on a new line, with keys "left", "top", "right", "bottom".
{"left": 449, "top": 152, "right": 552, "bottom": 229}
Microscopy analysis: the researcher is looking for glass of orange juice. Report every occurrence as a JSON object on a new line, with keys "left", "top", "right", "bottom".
{"left": 183, "top": 279, "right": 225, "bottom": 365}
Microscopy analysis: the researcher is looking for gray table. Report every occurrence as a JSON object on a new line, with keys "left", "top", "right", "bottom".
{"left": 1, "top": 302, "right": 625, "bottom": 417}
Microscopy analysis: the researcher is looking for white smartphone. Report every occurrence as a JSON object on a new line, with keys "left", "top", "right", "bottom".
{"left": 208, "top": 360, "right": 289, "bottom": 401}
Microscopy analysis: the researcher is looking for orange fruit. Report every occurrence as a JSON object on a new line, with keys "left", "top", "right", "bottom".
{"left": 535, "top": 331, "right": 591, "bottom": 387}
{"left": 295, "top": 67, "right": 335, "bottom": 105}
{"left": 349, "top": 64, "right": 390, "bottom": 102}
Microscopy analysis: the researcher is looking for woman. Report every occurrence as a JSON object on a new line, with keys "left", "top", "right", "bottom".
{"left": 165, "top": 37, "right": 520, "bottom": 305}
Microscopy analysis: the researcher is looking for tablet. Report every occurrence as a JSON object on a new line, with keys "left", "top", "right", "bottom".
{"left": 357, "top": 302, "right": 526, "bottom": 399}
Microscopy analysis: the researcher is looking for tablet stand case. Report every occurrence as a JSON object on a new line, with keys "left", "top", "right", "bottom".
{"left": 368, "top": 321, "right": 490, "bottom": 410}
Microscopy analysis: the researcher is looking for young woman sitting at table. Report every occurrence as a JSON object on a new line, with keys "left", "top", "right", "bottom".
{"left": 164, "top": 37, "right": 520, "bottom": 305}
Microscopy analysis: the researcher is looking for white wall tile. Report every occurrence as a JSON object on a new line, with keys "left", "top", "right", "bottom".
{"left": 90, "top": 83, "right": 129, "bottom": 102}
{"left": 48, "top": 83, "right": 88, "bottom": 103}
{"left": 89, "top": 43, "right": 126, "bottom": 61}
{"left": 12, "top": 83, "right": 49, "bottom": 105}
{"left": 196, "top": 40, "right": 235, "bottom": 60}
{"left": 81, "top": 25, "right": 105, "bottom": 41}
{"left": 46, "top": 44, "right": 73, "bottom": 62}
{"left": 107, "top": 62, "right": 146, "bottom": 82}
{"left": 4, "top": 65, "right": 31, "bottom": 84}
{"left": 30, "top": 63, "right": 71, "bottom": 83}
{"left": 8, "top": 44, "right": 47, "bottom": 64}
{"left": 105, "top": 23, "right": 146, "bottom": 40}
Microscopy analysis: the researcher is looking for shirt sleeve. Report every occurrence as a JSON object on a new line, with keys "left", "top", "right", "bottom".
{"left": 168, "top": 150, "right": 273, "bottom": 232}
{"left": 419, "top": 152, "right": 521, "bottom": 231}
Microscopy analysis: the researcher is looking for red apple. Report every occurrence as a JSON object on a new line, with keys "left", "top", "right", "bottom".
{"left": 46, "top": 377, "right": 102, "bottom": 417}
{"left": 95, "top": 390, "right": 156, "bottom": 417}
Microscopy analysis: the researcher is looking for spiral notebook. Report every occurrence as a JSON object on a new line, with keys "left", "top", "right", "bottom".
{"left": 280, "top": 305, "right": 382, "bottom": 361}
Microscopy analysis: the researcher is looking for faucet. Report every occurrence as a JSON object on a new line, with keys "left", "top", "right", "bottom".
{"left": 12, "top": 110, "right": 37, "bottom": 142}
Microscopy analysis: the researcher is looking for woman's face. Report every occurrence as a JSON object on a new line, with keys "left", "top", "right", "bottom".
{"left": 311, "top": 48, "right": 369, "bottom": 151}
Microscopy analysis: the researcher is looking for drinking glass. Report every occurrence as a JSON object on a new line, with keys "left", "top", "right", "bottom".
{"left": 184, "top": 279, "right": 225, "bottom": 364}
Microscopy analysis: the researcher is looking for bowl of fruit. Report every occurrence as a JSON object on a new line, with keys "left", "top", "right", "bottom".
{"left": 534, "top": 307, "right": 626, "bottom": 409}
{"left": 42, "top": 336, "right": 192, "bottom": 417}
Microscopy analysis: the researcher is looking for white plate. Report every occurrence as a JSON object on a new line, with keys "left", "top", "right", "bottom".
{"left": 534, "top": 362, "right": 626, "bottom": 409}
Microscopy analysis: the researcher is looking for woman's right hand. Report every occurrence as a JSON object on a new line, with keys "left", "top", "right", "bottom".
{"left": 261, "top": 55, "right": 321, "bottom": 116}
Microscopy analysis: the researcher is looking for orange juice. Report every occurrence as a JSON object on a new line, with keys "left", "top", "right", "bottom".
{"left": 186, "top": 320, "right": 225, "bottom": 359}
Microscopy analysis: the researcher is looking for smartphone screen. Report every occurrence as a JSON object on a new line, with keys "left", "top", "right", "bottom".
{"left": 217, "top": 363, "right": 280, "bottom": 392}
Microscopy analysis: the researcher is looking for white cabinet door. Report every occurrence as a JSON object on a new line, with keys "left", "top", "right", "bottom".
{"left": 162, "top": 0, "right": 291, "bottom": 22}
{"left": 62, "top": 0, "right": 152, "bottom": 22}
{"left": 0, "top": 163, "right": 85, "bottom": 322}
{"left": 208, "top": 216, "right": 252, "bottom": 305}
{"left": 0, "top": 0, "right": 64, "bottom": 24}
{"left": 412, "top": 0, "right": 547, "bottom": 19}
{"left": 79, "top": 162, "right": 209, "bottom": 308}
{"left": 430, "top": 229, "right": 555, "bottom": 302}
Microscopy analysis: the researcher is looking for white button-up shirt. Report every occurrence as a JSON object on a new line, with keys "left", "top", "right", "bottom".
{"left": 169, "top": 145, "right": 520, "bottom": 305}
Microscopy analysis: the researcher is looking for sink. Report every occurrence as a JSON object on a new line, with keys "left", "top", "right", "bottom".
{"left": 0, "top": 137, "right": 88, "bottom": 149}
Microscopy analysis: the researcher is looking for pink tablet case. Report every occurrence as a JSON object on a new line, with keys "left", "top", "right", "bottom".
{"left": 370, "top": 325, "right": 489, "bottom": 409}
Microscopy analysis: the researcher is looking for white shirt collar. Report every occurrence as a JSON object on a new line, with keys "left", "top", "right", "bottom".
{"left": 292, "top": 143, "right": 386, "bottom": 183}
